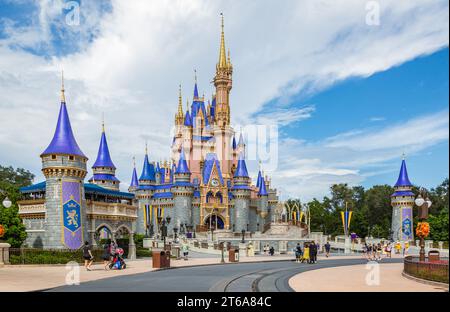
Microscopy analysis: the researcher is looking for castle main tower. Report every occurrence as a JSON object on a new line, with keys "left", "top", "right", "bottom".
{"left": 391, "top": 158, "right": 415, "bottom": 242}
{"left": 40, "top": 74, "right": 88, "bottom": 249}
{"left": 213, "top": 14, "right": 234, "bottom": 182}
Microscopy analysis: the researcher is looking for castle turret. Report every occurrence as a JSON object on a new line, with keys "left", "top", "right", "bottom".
{"left": 88, "top": 119, "right": 120, "bottom": 191}
{"left": 172, "top": 147, "right": 193, "bottom": 234}
{"left": 40, "top": 72, "right": 88, "bottom": 249}
{"left": 391, "top": 158, "right": 415, "bottom": 242}
{"left": 136, "top": 144, "right": 156, "bottom": 235}
{"left": 232, "top": 153, "right": 251, "bottom": 233}
{"left": 128, "top": 157, "right": 139, "bottom": 193}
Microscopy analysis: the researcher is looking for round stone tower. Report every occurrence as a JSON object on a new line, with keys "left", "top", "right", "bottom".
{"left": 232, "top": 153, "right": 251, "bottom": 233}
{"left": 40, "top": 77, "right": 88, "bottom": 249}
{"left": 391, "top": 158, "right": 415, "bottom": 242}
{"left": 172, "top": 147, "right": 194, "bottom": 234}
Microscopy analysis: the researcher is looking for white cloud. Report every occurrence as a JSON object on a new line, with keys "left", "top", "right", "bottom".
{"left": 0, "top": 0, "right": 448, "bottom": 199}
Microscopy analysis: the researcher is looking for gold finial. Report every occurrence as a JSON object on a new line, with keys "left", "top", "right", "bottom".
{"left": 259, "top": 160, "right": 262, "bottom": 171}
{"left": 102, "top": 112, "right": 105, "bottom": 133}
{"left": 194, "top": 69, "right": 197, "bottom": 84}
{"left": 178, "top": 84, "right": 183, "bottom": 116}
{"left": 133, "top": 156, "right": 136, "bottom": 168}
{"left": 145, "top": 141, "right": 148, "bottom": 155}
{"left": 218, "top": 13, "right": 227, "bottom": 69}
{"left": 60, "top": 70, "right": 66, "bottom": 103}
{"left": 186, "top": 99, "right": 189, "bottom": 112}
{"left": 402, "top": 152, "right": 406, "bottom": 160}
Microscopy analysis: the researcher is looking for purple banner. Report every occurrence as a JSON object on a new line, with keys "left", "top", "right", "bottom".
{"left": 401, "top": 208, "right": 413, "bottom": 241}
{"left": 62, "top": 181, "right": 83, "bottom": 249}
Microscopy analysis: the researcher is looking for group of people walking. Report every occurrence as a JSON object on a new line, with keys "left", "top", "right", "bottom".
{"left": 363, "top": 240, "right": 409, "bottom": 261}
{"left": 295, "top": 241, "right": 321, "bottom": 264}
{"left": 82, "top": 240, "right": 126, "bottom": 271}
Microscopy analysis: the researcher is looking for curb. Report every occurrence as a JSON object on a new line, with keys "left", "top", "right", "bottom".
{"left": 401, "top": 271, "right": 449, "bottom": 289}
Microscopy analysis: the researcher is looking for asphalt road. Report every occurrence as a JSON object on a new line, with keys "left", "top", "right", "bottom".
{"left": 48, "top": 257, "right": 403, "bottom": 292}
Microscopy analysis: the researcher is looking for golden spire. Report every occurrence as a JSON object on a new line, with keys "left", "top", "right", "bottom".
{"left": 218, "top": 13, "right": 227, "bottom": 69}
{"left": 133, "top": 156, "right": 136, "bottom": 168}
{"left": 178, "top": 84, "right": 183, "bottom": 116}
{"left": 186, "top": 99, "right": 189, "bottom": 112}
{"left": 145, "top": 141, "right": 148, "bottom": 155}
{"left": 102, "top": 112, "right": 105, "bottom": 133}
{"left": 60, "top": 70, "right": 66, "bottom": 103}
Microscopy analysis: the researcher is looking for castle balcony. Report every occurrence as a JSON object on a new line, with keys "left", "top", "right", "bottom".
{"left": 17, "top": 199, "right": 46, "bottom": 218}
{"left": 86, "top": 200, "right": 137, "bottom": 221}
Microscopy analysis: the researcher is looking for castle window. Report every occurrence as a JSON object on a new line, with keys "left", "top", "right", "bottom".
{"left": 69, "top": 156, "right": 74, "bottom": 161}
{"left": 51, "top": 155, "right": 56, "bottom": 160}
{"left": 102, "top": 180, "right": 105, "bottom": 183}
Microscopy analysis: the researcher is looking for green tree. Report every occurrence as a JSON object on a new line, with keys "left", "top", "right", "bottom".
{"left": 0, "top": 165, "right": 35, "bottom": 247}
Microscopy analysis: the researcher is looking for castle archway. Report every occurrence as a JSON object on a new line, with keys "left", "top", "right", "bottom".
{"left": 204, "top": 213, "right": 225, "bottom": 230}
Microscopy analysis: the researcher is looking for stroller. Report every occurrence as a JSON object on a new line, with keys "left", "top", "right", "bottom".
{"left": 109, "top": 247, "right": 127, "bottom": 270}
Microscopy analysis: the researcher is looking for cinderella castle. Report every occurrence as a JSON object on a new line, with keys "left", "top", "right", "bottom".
{"left": 18, "top": 16, "right": 278, "bottom": 253}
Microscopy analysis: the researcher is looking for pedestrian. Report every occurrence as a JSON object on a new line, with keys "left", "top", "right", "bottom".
{"left": 295, "top": 243, "right": 303, "bottom": 263}
{"left": 269, "top": 246, "right": 275, "bottom": 256}
{"left": 83, "top": 241, "right": 94, "bottom": 271}
{"left": 102, "top": 241, "right": 111, "bottom": 270}
{"left": 325, "top": 241, "right": 331, "bottom": 258}
{"left": 182, "top": 240, "right": 189, "bottom": 260}
{"left": 395, "top": 241, "right": 401, "bottom": 254}
{"left": 310, "top": 241, "right": 317, "bottom": 264}
{"left": 302, "top": 242, "right": 310, "bottom": 263}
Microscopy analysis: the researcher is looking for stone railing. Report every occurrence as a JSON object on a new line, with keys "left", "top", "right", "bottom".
{"left": 86, "top": 200, "right": 137, "bottom": 220}
{"left": 18, "top": 199, "right": 46, "bottom": 216}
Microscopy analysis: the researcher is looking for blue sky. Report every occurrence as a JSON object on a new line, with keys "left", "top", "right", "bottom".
{"left": 0, "top": 1, "right": 448, "bottom": 200}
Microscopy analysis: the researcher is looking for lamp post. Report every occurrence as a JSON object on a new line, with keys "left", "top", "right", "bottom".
{"left": 220, "top": 241, "right": 225, "bottom": 263}
{"left": 241, "top": 229, "right": 245, "bottom": 243}
{"left": 0, "top": 189, "right": 12, "bottom": 209}
{"left": 415, "top": 192, "right": 432, "bottom": 262}
{"left": 158, "top": 216, "right": 171, "bottom": 246}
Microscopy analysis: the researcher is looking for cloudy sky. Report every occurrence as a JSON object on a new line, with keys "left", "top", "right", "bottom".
{"left": 0, "top": 0, "right": 448, "bottom": 201}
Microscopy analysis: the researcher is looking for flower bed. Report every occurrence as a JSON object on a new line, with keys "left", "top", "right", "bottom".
{"left": 404, "top": 256, "right": 449, "bottom": 284}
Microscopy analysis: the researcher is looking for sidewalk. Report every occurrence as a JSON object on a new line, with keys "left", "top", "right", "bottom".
{"left": 288, "top": 262, "right": 448, "bottom": 292}
{"left": 0, "top": 254, "right": 294, "bottom": 292}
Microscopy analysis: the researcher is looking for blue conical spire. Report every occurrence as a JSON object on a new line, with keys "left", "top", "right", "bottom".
{"left": 394, "top": 159, "right": 412, "bottom": 187}
{"left": 92, "top": 124, "right": 116, "bottom": 168}
{"left": 256, "top": 170, "right": 262, "bottom": 188}
{"left": 176, "top": 147, "right": 190, "bottom": 174}
{"left": 234, "top": 153, "right": 249, "bottom": 178}
{"left": 232, "top": 136, "right": 237, "bottom": 150}
{"left": 41, "top": 77, "right": 86, "bottom": 158}
{"left": 258, "top": 176, "right": 268, "bottom": 196}
{"left": 238, "top": 131, "right": 245, "bottom": 146}
{"left": 130, "top": 158, "right": 139, "bottom": 188}
{"left": 193, "top": 70, "right": 199, "bottom": 99}
{"left": 184, "top": 110, "right": 192, "bottom": 127}
{"left": 139, "top": 144, "right": 156, "bottom": 181}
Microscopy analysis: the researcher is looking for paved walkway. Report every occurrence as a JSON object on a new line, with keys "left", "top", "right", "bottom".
{"left": 0, "top": 254, "right": 294, "bottom": 292}
{"left": 289, "top": 262, "right": 448, "bottom": 292}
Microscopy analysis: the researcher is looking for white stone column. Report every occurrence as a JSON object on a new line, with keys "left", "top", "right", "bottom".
{"left": 128, "top": 233, "right": 136, "bottom": 260}
{"left": 0, "top": 242, "right": 11, "bottom": 266}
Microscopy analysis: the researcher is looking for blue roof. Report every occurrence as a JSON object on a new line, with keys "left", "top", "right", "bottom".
{"left": 153, "top": 192, "right": 173, "bottom": 199}
{"left": 153, "top": 184, "right": 173, "bottom": 190}
{"left": 184, "top": 110, "right": 192, "bottom": 127}
{"left": 391, "top": 190, "right": 415, "bottom": 197}
{"left": 238, "top": 132, "right": 244, "bottom": 146}
{"left": 394, "top": 159, "right": 412, "bottom": 187}
{"left": 139, "top": 154, "right": 156, "bottom": 181}
{"left": 234, "top": 153, "right": 249, "bottom": 178}
{"left": 20, "top": 181, "right": 46, "bottom": 193}
{"left": 211, "top": 96, "right": 216, "bottom": 121}
{"left": 193, "top": 190, "right": 200, "bottom": 197}
{"left": 20, "top": 181, "right": 134, "bottom": 199}
{"left": 92, "top": 131, "right": 116, "bottom": 169}
{"left": 41, "top": 102, "right": 86, "bottom": 158}
{"left": 138, "top": 185, "right": 155, "bottom": 190}
{"left": 232, "top": 136, "right": 237, "bottom": 150}
{"left": 203, "top": 153, "right": 224, "bottom": 185}
{"left": 130, "top": 167, "right": 139, "bottom": 187}
{"left": 88, "top": 174, "right": 120, "bottom": 182}
{"left": 256, "top": 170, "right": 262, "bottom": 188}
{"left": 258, "top": 176, "right": 268, "bottom": 196}
{"left": 176, "top": 147, "right": 190, "bottom": 174}
{"left": 232, "top": 184, "right": 251, "bottom": 190}
{"left": 193, "top": 82, "right": 199, "bottom": 99}
{"left": 84, "top": 183, "right": 134, "bottom": 199}
{"left": 160, "top": 167, "right": 165, "bottom": 184}
{"left": 193, "top": 135, "right": 214, "bottom": 142}
{"left": 174, "top": 181, "right": 193, "bottom": 187}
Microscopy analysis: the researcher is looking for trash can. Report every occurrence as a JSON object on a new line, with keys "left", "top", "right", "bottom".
{"left": 229, "top": 248, "right": 239, "bottom": 262}
{"left": 163, "top": 250, "right": 171, "bottom": 268}
{"left": 428, "top": 250, "right": 440, "bottom": 262}
{"left": 152, "top": 249, "right": 166, "bottom": 268}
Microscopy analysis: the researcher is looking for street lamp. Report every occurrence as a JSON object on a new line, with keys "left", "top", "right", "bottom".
{"left": 415, "top": 192, "right": 432, "bottom": 262}
{"left": 220, "top": 241, "right": 225, "bottom": 263}
{"left": 241, "top": 229, "right": 246, "bottom": 243}
{"left": 2, "top": 197, "right": 12, "bottom": 208}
